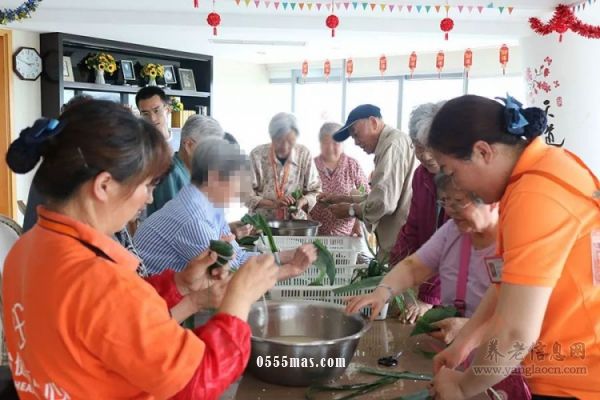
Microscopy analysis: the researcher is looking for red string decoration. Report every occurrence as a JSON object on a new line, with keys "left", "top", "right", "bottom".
{"left": 194, "top": 0, "right": 199, "bottom": 8}
{"left": 529, "top": 4, "right": 600, "bottom": 42}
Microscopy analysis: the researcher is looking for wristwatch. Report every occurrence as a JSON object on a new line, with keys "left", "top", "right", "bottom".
{"left": 348, "top": 204, "right": 355, "bottom": 217}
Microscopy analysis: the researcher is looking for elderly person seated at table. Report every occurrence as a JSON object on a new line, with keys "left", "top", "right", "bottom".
{"left": 310, "top": 122, "right": 369, "bottom": 236}
{"left": 3, "top": 100, "right": 279, "bottom": 399}
{"left": 134, "top": 138, "right": 317, "bottom": 279}
{"left": 246, "top": 112, "right": 321, "bottom": 220}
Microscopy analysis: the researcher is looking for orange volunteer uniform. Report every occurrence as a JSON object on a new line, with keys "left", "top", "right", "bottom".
{"left": 497, "top": 137, "right": 600, "bottom": 398}
{"left": 2, "top": 207, "right": 239, "bottom": 399}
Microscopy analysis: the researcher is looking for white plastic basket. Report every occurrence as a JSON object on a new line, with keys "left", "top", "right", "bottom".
{"left": 273, "top": 236, "right": 365, "bottom": 252}
{"left": 276, "top": 263, "right": 361, "bottom": 286}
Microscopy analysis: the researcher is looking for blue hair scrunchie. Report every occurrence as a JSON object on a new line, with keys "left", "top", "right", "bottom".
{"left": 6, "top": 118, "right": 65, "bottom": 174}
{"left": 495, "top": 94, "right": 529, "bottom": 136}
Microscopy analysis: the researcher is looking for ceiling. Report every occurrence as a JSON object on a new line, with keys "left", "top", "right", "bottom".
{"left": 5, "top": 0, "right": 595, "bottom": 63}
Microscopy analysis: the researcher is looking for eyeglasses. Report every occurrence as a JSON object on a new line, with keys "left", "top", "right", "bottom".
{"left": 436, "top": 197, "right": 472, "bottom": 211}
{"left": 140, "top": 104, "right": 167, "bottom": 119}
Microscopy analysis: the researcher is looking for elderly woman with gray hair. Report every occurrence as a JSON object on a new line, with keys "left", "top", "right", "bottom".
{"left": 388, "top": 101, "right": 450, "bottom": 323}
{"left": 146, "top": 114, "right": 224, "bottom": 216}
{"left": 310, "top": 122, "right": 369, "bottom": 236}
{"left": 246, "top": 112, "right": 321, "bottom": 220}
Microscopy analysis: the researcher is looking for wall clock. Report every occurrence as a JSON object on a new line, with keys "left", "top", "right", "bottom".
{"left": 13, "top": 47, "right": 43, "bottom": 81}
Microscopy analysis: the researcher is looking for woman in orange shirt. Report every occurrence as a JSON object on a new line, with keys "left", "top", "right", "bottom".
{"left": 3, "top": 100, "right": 279, "bottom": 399}
{"left": 427, "top": 95, "right": 600, "bottom": 400}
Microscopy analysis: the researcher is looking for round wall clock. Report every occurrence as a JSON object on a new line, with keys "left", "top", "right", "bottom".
{"left": 13, "top": 47, "right": 43, "bottom": 81}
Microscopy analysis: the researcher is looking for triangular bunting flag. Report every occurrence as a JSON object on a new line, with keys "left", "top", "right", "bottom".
{"left": 583, "top": 2, "right": 587, "bottom": 9}
{"left": 498, "top": 6, "right": 504, "bottom": 13}
{"left": 477, "top": 5, "right": 484, "bottom": 13}
{"left": 425, "top": 5, "right": 431, "bottom": 12}
{"left": 307, "top": 3, "right": 313, "bottom": 9}
{"left": 388, "top": 4, "right": 394, "bottom": 11}
{"left": 265, "top": 1, "right": 271, "bottom": 7}
{"left": 316, "top": 2, "right": 322, "bottom": 10}
{"left": 326, "top": 3, "right": 331, "bottom": 10}
{"left": 254, "top": 0, "right": 260, "bottom": 7}
{"left": 362, "top": 2, "right": 368, "bottom": 10}
{"left": 486, "top": 2, "right": 494, "bottom": 8}
{"left": 467, "top": 5, "right": 473, "bottom": 12}
{"left": 235, "top": 0, "right": 241, "bottom": 5}
{"left": 435, "top": 5, "right": 441, "bottom": 12}
{"left": 407, "top": 5, "right": 413, "bottom": 12}
{"left": 380, "top": 3, "right": 386, "bottom": 11}
{"left": 458, "top": 5, "right": 464, "bottom": 13}
{"left": 352, "top": 2, "right": 358, "bottom": 9}
{"left": 370, "top": 3, "right": 376, "bottom": 11}
{"left": 245, "top": 0, "right": 251, "bottom": 6}
{"left": 344, "top": 2, "right": 350, "bottom": 10}
{"left": 282, "top": 2, "right": 288, "bottom": 9}
{"left": 444, "top": 4, "right": 450, "bottom": 13}
{"left": 274, "top": 2, "right": 280, "bottom": 9}
{"left": 336, "top": 2, "right": 342, "bottom": 10}
{"left": 299, "top": 2, "right": 304, "bottom": 10}
{"left": 416, "top": 5, "right": 422, "bottom": 12}
{"left": 397, "top": 4, "right": 403, "bottom": 11}
{"left": 589, "top": 0, "right": 592, "bottom": 4}
{"left": 507, "top": 6, "right": 513, "bottom": 14}
{"left": 290, "top": 2, "right": 296, "bottom": 10}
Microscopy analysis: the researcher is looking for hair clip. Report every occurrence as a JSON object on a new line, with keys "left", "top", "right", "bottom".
{"left": 495, "top": 94, "right": 529, "bottom": 136}
{"left": 20, "top": 118, "right": 65, "bottom": 145}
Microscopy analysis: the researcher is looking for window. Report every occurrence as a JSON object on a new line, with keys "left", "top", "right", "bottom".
{"left": 400, "top": 77, "right": 464, "bottom": 134}
{"left": 346, "top": 80, "right": 399, "bottom": 127}
{"left": 467, "top": 75, "right": 526, "bottom": 103}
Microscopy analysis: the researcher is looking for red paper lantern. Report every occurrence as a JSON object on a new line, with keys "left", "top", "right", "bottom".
{"left": 194, "top": 0, "right": 199, "bottom": 7}
{"left": 346, "top": 58, "right": 354, "bottom": 78}
{"left": 440, "top": 17, "right": 454, "bottom": 40}
{"left": 436, "top": 50, "right": 445, "bottom": 78}
{"left": 408, "top": 51, "right": 417, "bottom": 78}
{"left": 463, "top": 48, "right": 473, "bottom": 77}
{"left": 499, "top": 44, "right": 509, "bottom": 75}
{"left": 326, "top": 14, "right": 339, "bottom": 37}
{"left": 207, "top": 12, "right": 221, "bottom": 36}
{"left": 324, "top": 59, "right": 331, "bottom": 81}
{"left": 379, "top": 55, "right": 387, "bottom": 75}
{"left": 301, "top": 60, "right": 309, "bottom": 80}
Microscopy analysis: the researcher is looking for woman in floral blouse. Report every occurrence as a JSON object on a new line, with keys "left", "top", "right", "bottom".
{"left": 246, "top": 112, "right": 321, "bottom": 220}
{"left": 310, "top": 123, "right": 369, "bottom": 236}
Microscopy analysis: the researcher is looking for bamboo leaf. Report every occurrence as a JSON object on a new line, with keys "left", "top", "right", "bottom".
{"left": 313, "top": 239, "right": 336, "bottom": 285}
{"left": 358, "top": 367, "right": 432, "bottom": 381}
{"left": 410, "top": 306, "right": 459, "bottom": 336}
{"left": 332, "top": 276, "right": 383, "bottom": 294}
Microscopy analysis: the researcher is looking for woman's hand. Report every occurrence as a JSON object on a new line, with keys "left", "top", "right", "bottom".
{"left": 400, "top": 299, "right": 433, "bottom": 324}
{"left": 428, "top": 317, "right": 469, "bottom": 345}
{"left": 328, "top": 203, "right": 352, "bottom": 219}
{"left": 318, "top": 193, "right": 350, "bottom": 204}
{"left": 218, "top": 254, "right": 279, "bottom": 320}
{"left": 284, "top": 244, "right": 317, "bottom": 274}
{"left": 433, "top": 340, "right": 472, "bottom": 374}
{"left": 431, "top": 367, "right": 467, "bottom": 400}
{"left": 230, "top": 223, "right": 253, "bottom": 240}
{"left": 174, "top": 250, "right": 219, "bottom": 295}
{"left": 277, "top": 195, "right": 296, "bottom": 207}
{"left": 345, "top": 287, "right": 389, "bottom": 320}
{"left": 188, "top": 275, "right": 232, "bottom": 311}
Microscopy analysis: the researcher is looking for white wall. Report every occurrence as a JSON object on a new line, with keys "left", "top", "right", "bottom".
{"left": 10, "top": 29, "right": 41, "bottom": 223}
{"left": 521, "top": 31, "right": 600, "bottom": 174}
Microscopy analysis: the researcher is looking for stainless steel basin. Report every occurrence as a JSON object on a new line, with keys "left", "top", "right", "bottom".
{"left": 267, "top": 219, "right": 321, "bottom": 236}
{"left": 247, "top": 300, "right": 370, "bottom": 386}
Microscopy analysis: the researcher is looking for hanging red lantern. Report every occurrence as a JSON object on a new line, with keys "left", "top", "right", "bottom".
{"left": 207, "top": 12, "right": 221, "bottom": 36}
{"left": 463, "top": 48, "right": 473, "bottom": 78}
{"left": 324, "top": 59, "right": 331, "bottom": 81}
{"left": 440, "top": 17, "right": 454, "bottom": 40}
{"left": 194, "top": 0, "right": 199, "bottom": 7}
{"left": 326, "top": 14, "right": 339, "bottom": 37}
{"left": 346, "top": 58, "right": 354, "bottom": 78}
{"left": 301, "top": 60, "right": 309, "bottom": 81}
{"left": 499, "top": 44, "right": 509, "bottom": 75}
{"left": 408, "top": 51, "right": 417, "bottom": 78}
{"left": 436, "top": 50, "right": 445, "bottom": 78}
{"left": 379, "top": 55, "right": 387, "bottom": 75}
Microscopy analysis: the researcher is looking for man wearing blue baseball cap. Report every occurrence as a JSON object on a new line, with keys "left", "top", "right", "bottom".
{"left": 320, "top": 104, "right": 416, "bottom": 260}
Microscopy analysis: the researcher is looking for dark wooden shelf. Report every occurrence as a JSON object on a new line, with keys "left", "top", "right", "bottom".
{"left": 63, "top": 81, "right": 210, "bottom": 98}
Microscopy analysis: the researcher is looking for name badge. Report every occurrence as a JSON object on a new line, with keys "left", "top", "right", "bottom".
{"left": 484, "top": 256, "right": 504, "bottom": 284}
{"left": 591, "top": 229, "right": 600, "bottom": 286}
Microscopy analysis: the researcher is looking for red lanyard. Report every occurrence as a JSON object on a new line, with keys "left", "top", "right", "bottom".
{"left": 455, "top": 234, "right": 472, "bottom": 317}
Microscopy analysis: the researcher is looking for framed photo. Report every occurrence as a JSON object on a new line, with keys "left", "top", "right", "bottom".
{"left": 120, "top": 60, "right": 135, "bottom": 81}
{"left": 163, "top": 65, "right": 177, "bottom": 84}
{"left": 178, "top": 68, "right": 196, "bottom": 91}
{"left": 63, "top": 56, "right": 74, "bottom": 82}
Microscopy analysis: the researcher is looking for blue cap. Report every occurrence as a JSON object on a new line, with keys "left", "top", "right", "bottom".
{"left": 333, "top": 104, "right": 382, "bottom": 142}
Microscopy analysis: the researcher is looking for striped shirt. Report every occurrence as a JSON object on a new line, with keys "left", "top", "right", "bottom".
{"left": 134, "top": 184, "right": 257, "bottom": 275}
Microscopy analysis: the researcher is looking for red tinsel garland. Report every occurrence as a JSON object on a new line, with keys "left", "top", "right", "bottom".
{"left": 529, "top": 4, "right": 600, "bottom": 42}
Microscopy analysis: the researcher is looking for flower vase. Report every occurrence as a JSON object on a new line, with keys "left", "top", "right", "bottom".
{"left": 147, "top": 77, "right": 157, "bottom": 87}
{"left": 95, "top": 69, "right": 105, "bottom": 85}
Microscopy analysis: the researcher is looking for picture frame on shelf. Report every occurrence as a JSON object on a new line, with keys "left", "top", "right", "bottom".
{"left": 164, "top": 65, "right": 177, "bottom": 85}
{"left": 178, "top": 68, "right": 196, "bottom": 91}
{"left": 121, "top": 60, "right": 136, "bottom": 81}
{"left": 63, "top": 56, "right": 74, "bottom": 82}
